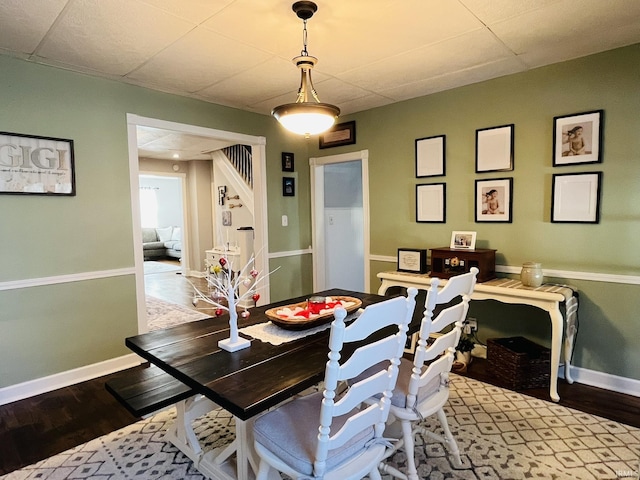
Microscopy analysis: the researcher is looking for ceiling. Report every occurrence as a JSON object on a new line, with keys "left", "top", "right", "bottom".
{"left": 2, "top": 0, "right": 640, "bottom": 159}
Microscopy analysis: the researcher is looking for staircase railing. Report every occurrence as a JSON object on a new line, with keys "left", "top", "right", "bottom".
{"left": 222, "top": 145, "right": 252, "bottom": 188}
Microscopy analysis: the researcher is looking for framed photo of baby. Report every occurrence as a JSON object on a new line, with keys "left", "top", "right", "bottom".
{"left": 475, "top": 177, "right": 512, "bottom": 223}
{"left": 553, "top": 110, "right": 603, "bottom": 166}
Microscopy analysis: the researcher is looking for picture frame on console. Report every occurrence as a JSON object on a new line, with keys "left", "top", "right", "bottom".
{"left": 475, "top": 177, "right": 513, "bottom": 223}
{"left": 553, "top": 110, "right": 603, "bottom": 166}
{"left": 397, "top": 248, "right": 427, "bottom": 274}
{"left": 450, "top": 231, "right": 477, "bottom": 249}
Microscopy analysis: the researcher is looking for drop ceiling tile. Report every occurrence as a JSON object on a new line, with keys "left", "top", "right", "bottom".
{"left": 128, "top": 28, "right": 273, "bottom": 92}
{"left": 37, "top": 0, "right": 194, "bottom": 75}
{"left": 337, "top": 28, "right": 511, "bottom": 93}
{"left": 459, "top": 0, "right": 563, "bottom": 24}
{"left": 136, "top": 0, "right": 234, "bottom": 23}
{"left": 337, "top": 93, "right": 396, "bottom": 116}
{"left": 0, "top": 0, "right": 67, "bottom": 53}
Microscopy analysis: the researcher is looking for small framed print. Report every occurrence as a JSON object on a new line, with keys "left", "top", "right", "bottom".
{"left": 416, "top": 183, "right": 446, "bottom": 223}
{"left": 450, "top": 231, "right": 476, "bottom": 250}
{"left": 281, "top": 152, "right": 294, "bottom": 172}
{"left": 222, "top": 210, "right": 232, "bottom": 226}
{"left": 415, "top": 135, "right": 445, "bottom": 178}
{"left": 397, "top": 248, "right": 427, "bottom": 274}
{"left": 476, "top": 124, "right": 514, "bottom": 173}
{"left": 282, "top": 177, "right": 295, "bottom": 196}
{"left": 404, "top": 332, "right": 418, "bottom": 354}
{"left": 553, "top": 110, "right": 603, "bottom": 166}
{"left": 551, "top": 172, "right": 602, "bottom": 223}
{"left": 319, "top": 121, "right": 356, "bottom": 149}
{"left": 475, "top": 178, "right": 513, "bottom": 223}
{"left": 0, "top": 131, "right": 75, "bottom": 195}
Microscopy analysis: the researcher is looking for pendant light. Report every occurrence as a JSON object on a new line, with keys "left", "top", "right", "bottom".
{"left": 272, "top": 1, "right": 340, "bottom": 137}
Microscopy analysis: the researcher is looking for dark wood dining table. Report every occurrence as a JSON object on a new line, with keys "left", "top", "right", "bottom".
{"left": 124, "top": 288, "right": 405, "bottom": 480}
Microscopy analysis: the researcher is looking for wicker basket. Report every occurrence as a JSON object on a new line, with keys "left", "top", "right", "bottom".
{"left": 487, "top": 336, "right": 550, "bottom": 390}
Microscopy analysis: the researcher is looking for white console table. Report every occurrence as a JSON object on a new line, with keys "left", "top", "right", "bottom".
{"left": 377, "top": 271, "right": 579, "bottom": 402}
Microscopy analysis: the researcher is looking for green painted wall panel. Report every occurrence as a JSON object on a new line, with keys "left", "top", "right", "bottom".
{"left": 268, "top": 254, "right": 314, "bottom": 303}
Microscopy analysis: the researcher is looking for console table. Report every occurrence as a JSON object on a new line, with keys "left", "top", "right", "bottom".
{"left": 377, "top": 271, "right": 579, "bottom": 402}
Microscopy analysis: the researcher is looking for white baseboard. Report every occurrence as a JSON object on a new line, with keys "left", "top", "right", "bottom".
{"left": 560, "top": 364, "right": 640, "bottom": 398}
{"left": 0, "top": 354, "right": 144, "bottom": 406}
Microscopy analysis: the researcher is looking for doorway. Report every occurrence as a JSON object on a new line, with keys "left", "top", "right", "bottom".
{"left": 127, "top": 114, "right": 270, "bottom": 334}
{"left": 310, "top": 150, "right": 370, "bottom": 292}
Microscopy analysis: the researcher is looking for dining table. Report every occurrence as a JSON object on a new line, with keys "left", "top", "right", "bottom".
{"left": 125, "top": 288, "right": 405, "bottom": 480}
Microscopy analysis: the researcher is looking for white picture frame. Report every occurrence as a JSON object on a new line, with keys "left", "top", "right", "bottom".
{"left": 416, "top": 183, "right": 446, "bottom": 223}
{"left": 551, "top": 172, "right": 602, "bottom": 223}
{"left": 450, "top": 231, "right": 477, "bottom": 250}
{"left": 415, "top": 135, "right": 445, "bottom": 177}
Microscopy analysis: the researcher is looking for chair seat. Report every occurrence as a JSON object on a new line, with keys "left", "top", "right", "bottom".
{"left": 253, "top": 391, "right": 374, "bottom": 476}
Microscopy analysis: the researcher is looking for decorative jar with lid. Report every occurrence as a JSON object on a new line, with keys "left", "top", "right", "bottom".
{"left": 521, "top": 262, "right": 543, "bottom": 287}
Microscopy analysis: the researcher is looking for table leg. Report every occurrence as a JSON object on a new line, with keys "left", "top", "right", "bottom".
{"left": 548, "top": 307, "right": 564, "bottom": 402}
{"left": 563, "top": 296, "right": 579, "bottom": 384}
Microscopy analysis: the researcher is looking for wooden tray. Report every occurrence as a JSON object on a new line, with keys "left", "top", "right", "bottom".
{"left": 265, "top": 296, "right": 362, "bottom": 331}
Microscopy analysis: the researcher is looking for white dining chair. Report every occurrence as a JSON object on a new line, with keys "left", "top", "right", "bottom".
{"left": 252, "top": 288, "right": 418, "bottom": 480}
{"left": 379, "top": 267, "right": 478, "bottom": 480}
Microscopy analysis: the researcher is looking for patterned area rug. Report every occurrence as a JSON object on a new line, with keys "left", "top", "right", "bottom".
{"left": 144, "top": 261, "right": 181, "bottom": 275}
{"left": 3, "top": 375, "right": 638, "bottom": 479}
{"left": 147, "top": 295, "right": 210, "bottom": 331}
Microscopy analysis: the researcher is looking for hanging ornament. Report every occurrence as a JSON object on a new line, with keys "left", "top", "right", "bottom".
{"left": 215, "top": 308, "right": 223, "bottom": 316}
{"left": 252, "top": 293, "right": 260, "bottom": 302}
{"left": 213, "top": 265, "right": 222, "bottom": 274}
{"left": 219, "top": 257, "right": 227, "bottom": 266}
{"left": 250, "top": 269, "right": 259, "bottom": 278}
{"left": 192, "top": 296, "right": 198, "bottom": 306}
{"left": 241, "top": 310, "right": 250, "bottom": 318}
{"left": 243, "top": 277, "right": 252, "bottom": 287}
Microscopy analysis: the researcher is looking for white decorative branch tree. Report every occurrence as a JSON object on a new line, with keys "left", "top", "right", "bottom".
{"left": 189, "top": 251, "right": 275, "bottom": 352}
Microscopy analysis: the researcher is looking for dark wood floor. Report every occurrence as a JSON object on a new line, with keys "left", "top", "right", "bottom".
{"left": 1, "top": 264, "right": 638, "bottom": 475}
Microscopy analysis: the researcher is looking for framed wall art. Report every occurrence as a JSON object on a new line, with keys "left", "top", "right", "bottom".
{"left": 553, "top": 110, "right": 603, "bottom": 166}
{"left": 551, "top": 172, "right": 602, "bottom": 223}
{"left": 282, "top": 177, "right": 295, "bottom": 196}
{"left": 281, "top": 152, "right": 294, "bottom": 172}
{"left": 397, "top": 248, "right": 427, "bottom": 274}
{"left": 475, "top": 124, "right": 514, "bottom": 173}
{"left": 475, "top": 177, "right": 513, "bottom": 223}
{"left": 0, "top": 131, "right": 75, "bottom": 195}
{"left": 319, "top": 121, "right": 356, "bottom": 149}
{"left": 416, "top": 183, "right": 446, "bottom": 223}
{"left": 415, "top": 134, "right": 445, "bottom": 177}
{"left": 450, "top": 231, "right": 477, "bottom": 250}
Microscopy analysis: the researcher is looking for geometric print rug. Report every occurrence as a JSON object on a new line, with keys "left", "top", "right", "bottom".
{"left": 146, "top": 295, "right": 210, "bottom": 331}
{"left": 2, "top": 375, "right": 639, "bottom": 479}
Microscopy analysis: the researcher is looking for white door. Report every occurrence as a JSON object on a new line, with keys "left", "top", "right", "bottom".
{"left": 311, "top": 150, "right": 370, "bottom": 292}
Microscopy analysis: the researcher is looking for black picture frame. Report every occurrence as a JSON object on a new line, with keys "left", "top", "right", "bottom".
{"left": 319, "top": 121, "right": 356, "bottom": 149}
{"left": 0, "top": 131, "right": 76, "bottom": 196}
{"left": 397, "top": 248, "right": 428, "bottom": 274}
{"left": 283, "top": 177, "right": 295, "bottom": 196}
{"left": 281, "top": 152, "right": 294, "bottom": 172}
{"left": 551, "top": 172, "right": 602, "bottom": 223}
{"left": 475, "top": 177, "right": 513, "bottom": 223}
{"left": 415, "top": 134, "right": 446, "bottom": 178}
{"left": 553, "top": 110, "right": 603, "bottom": 166}
{"left": 416, "top": 183, "right": 446, "bottom": 223}
{"left": 475, "top": 124, "right": 514, "bottom": 173}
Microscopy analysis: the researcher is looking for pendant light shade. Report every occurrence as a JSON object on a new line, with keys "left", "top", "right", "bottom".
{"left": 272, "top": 2, "right": 340, "bottom": 137}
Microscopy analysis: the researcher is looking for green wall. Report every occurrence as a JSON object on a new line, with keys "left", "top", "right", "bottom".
{"left": 312, "top": 45, "right": 640, "bottom": 381}
{"left": 0, "top": 54, "right": 305, "bottom": 389}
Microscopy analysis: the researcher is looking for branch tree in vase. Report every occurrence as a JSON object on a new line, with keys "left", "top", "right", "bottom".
{"left": 189, "top": 250, "right": 277, "bottom": 352}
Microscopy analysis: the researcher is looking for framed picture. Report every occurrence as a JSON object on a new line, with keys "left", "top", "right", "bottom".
{"left": 282, "top": 177, "right": 295, "bottom": 196}
{"left": 475, "top": 124, "right": 514, "bottom": 173}
{"left": 319, "top": 121, "right": 356, "bottom": 149}
{"left": 450, "top": 231, "right": 477, "bottom": 250}
{"left": 553, "top": 110, "right": 603, "bottom": 166}
{"left": 404, "top": 332, "right": 418, "bottom": 354}
{"left": 551, "top": 172, "right": 602, "bottom": 223}
{"left": 475, "top": 178, "right": 513, "bottom": 223}
{"left": 416, "top": 183, "right": 446, "bottom": 223}
{"left": 0, "top": 131, "right": 75, "bottom": 195}
{"left": 222, "top": 210, "right": 232, "bottom": 226}
{"left": 397, "top": 248, "right": 427, "bottom": 274}
{"left": 415, "top": 135, "right": 445, "bottom": 177}
{"left": 281, "top": 152, "right": 294, "bottom": 172}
